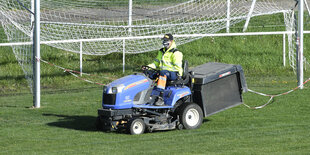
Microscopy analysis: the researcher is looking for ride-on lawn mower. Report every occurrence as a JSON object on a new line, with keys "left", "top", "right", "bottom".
{"left": 96, "top": 62, "right": 247, "bottom": 134}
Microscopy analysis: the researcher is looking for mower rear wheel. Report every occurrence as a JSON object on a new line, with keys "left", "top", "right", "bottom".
{"left": 179, "top": 103, "right": 203, "bottom": 129}
{"left": 128, "top": 118, "right": 145, "bottom": 135}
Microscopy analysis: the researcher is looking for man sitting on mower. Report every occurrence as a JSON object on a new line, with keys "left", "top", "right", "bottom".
{"left": 142, "top": 34, "right": 183, "bottom": 105}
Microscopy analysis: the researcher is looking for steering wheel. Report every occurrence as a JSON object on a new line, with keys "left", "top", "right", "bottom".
{"left": 141, "top": 65, "right": 159, "bottom": 79}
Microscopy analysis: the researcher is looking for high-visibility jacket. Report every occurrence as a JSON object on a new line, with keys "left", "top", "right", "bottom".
{"left": 148, "top": 41, "right": 183, "bottom": 76}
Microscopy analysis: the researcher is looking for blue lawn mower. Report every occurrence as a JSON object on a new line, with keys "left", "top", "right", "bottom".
{"left": 96, "top": 62, "right": 247, "bottom": 135}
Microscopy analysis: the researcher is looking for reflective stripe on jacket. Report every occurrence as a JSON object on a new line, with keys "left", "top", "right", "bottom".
{"left": 148, "top": 41, "right": 183, "bottom": 76}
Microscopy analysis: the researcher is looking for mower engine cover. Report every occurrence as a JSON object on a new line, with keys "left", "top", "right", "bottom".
{"left": 102, "top": 74, "right": 152, "bottom": 109}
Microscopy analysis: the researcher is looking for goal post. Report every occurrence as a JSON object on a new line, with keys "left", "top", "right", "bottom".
{"left": 33, "top": 0, "right": 40, "bottom": 108}
{"left": 297, "top": 0, "right": 304, "bottom": 89}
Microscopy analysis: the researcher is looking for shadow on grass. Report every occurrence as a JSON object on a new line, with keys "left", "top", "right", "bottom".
{"left": 43, "top": 113, "right": 211, "bottom": 133}
{"left": 0, "top": 75, "right": 26, "bottom": 81}
{"left": 43, "top": 113, "right": 97, "bottom": 132}
{"left": 203, "top": 119, "right": 211, "bottom": 123}
{"left": 0, "top": 104, "right": 19, "bottom": 108}
{"left": 0, "top": 61, "right": 14, "bottom": 66}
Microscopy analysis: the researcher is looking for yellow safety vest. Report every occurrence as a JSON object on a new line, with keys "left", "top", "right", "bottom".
{"left": 148, "top": 41, "right": 183, "bottom": 76}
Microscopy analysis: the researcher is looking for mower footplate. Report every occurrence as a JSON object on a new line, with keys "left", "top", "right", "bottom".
{"left": 98, "top": 108, "right": 133, "bottom": 118}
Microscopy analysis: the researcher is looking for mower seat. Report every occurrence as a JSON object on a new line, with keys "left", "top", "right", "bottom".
{"left": 167, "top": 60, "right": 190, "bottom": 86}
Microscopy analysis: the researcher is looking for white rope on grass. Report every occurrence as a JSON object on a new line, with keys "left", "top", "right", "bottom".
{"left": 244, "top": 78, "right": 310, "bottom": 109}
{"left": 37, "top": 57, "right": 91, "bottom": 76}
{"left": 37, "top": 57, "right": 111, "bottom": 86}
{"left": 243, "top": 96, "right": 274, "bottom": 109}
{"left": 67, "top": 71, "right": 106, "bottom": 86}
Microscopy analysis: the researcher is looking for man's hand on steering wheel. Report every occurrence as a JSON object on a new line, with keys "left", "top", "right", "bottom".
{"left": 141, "top": 65, "right": 157, "bottom": 71}
{"left": 141, "top": 65, "right": 159, "bottom": 79}
{"left": 141, "top": 65, "right": 149, "bottom": 71}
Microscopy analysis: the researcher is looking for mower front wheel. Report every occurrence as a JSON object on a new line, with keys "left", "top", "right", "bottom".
{"left": 128, "top": 118, "right": 145, "bottom": 135}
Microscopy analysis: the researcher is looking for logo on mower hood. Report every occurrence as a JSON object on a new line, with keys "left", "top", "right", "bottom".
{"left": 124, "top": 79, "right": 148, "bottom": 90}
{"left": 177, "top": 91, "right": 190, "bottom": 98}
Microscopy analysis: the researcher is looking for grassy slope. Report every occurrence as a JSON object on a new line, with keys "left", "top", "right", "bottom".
{"left": 1, "top": 13, "right": 309, "bottom": 94}
{"left": 0, "top": 13, "right": 310, "bottom": 154}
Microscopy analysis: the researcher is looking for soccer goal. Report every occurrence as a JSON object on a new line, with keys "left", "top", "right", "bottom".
{"left": 0, "top": 0, "right": 309, "bottom": 107}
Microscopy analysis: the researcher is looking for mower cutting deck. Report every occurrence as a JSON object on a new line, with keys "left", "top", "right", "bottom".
{"left": 96, "top": 62, "right": 247, "bottom": 134}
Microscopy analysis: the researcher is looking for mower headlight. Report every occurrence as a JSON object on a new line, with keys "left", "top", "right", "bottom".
{"left": 112, "top": 87, "right": 118, "bottom": 94}
{"left": 103, "top": 86, "right": 108, "bottom": 92}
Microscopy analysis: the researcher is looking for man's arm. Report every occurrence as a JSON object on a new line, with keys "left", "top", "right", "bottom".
{"left": 147, "top": 50, "right": 163, "bottom": 69}
{"left": 172, "top": 51, "right": 183, "bottom": 76}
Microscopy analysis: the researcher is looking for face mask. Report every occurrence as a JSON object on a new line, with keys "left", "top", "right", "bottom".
{"left": 162, "top": 40, "right": 170, "bottom": 48}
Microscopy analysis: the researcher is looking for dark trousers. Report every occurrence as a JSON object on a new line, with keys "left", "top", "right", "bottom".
{"left": 159, "top": 70, "right": 178, "bottom": 81}
{"left": 147, "top": 70, "right": 178, "bottom": 81}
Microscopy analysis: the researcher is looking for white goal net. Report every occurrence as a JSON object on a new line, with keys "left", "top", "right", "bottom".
{"left": 0, "top": 0, "right": 306, "bottom": 90}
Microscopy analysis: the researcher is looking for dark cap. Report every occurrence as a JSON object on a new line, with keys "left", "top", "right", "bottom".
{"left": 162, "top": 34, "right": 173, "bottom": 41}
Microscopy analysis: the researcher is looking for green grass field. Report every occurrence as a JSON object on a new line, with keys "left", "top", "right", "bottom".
{"left": 1, "top": 81, "right": 310, "bottom": 154}
{"left": 1, "top": 13, "right": 310, "bottom": 154}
